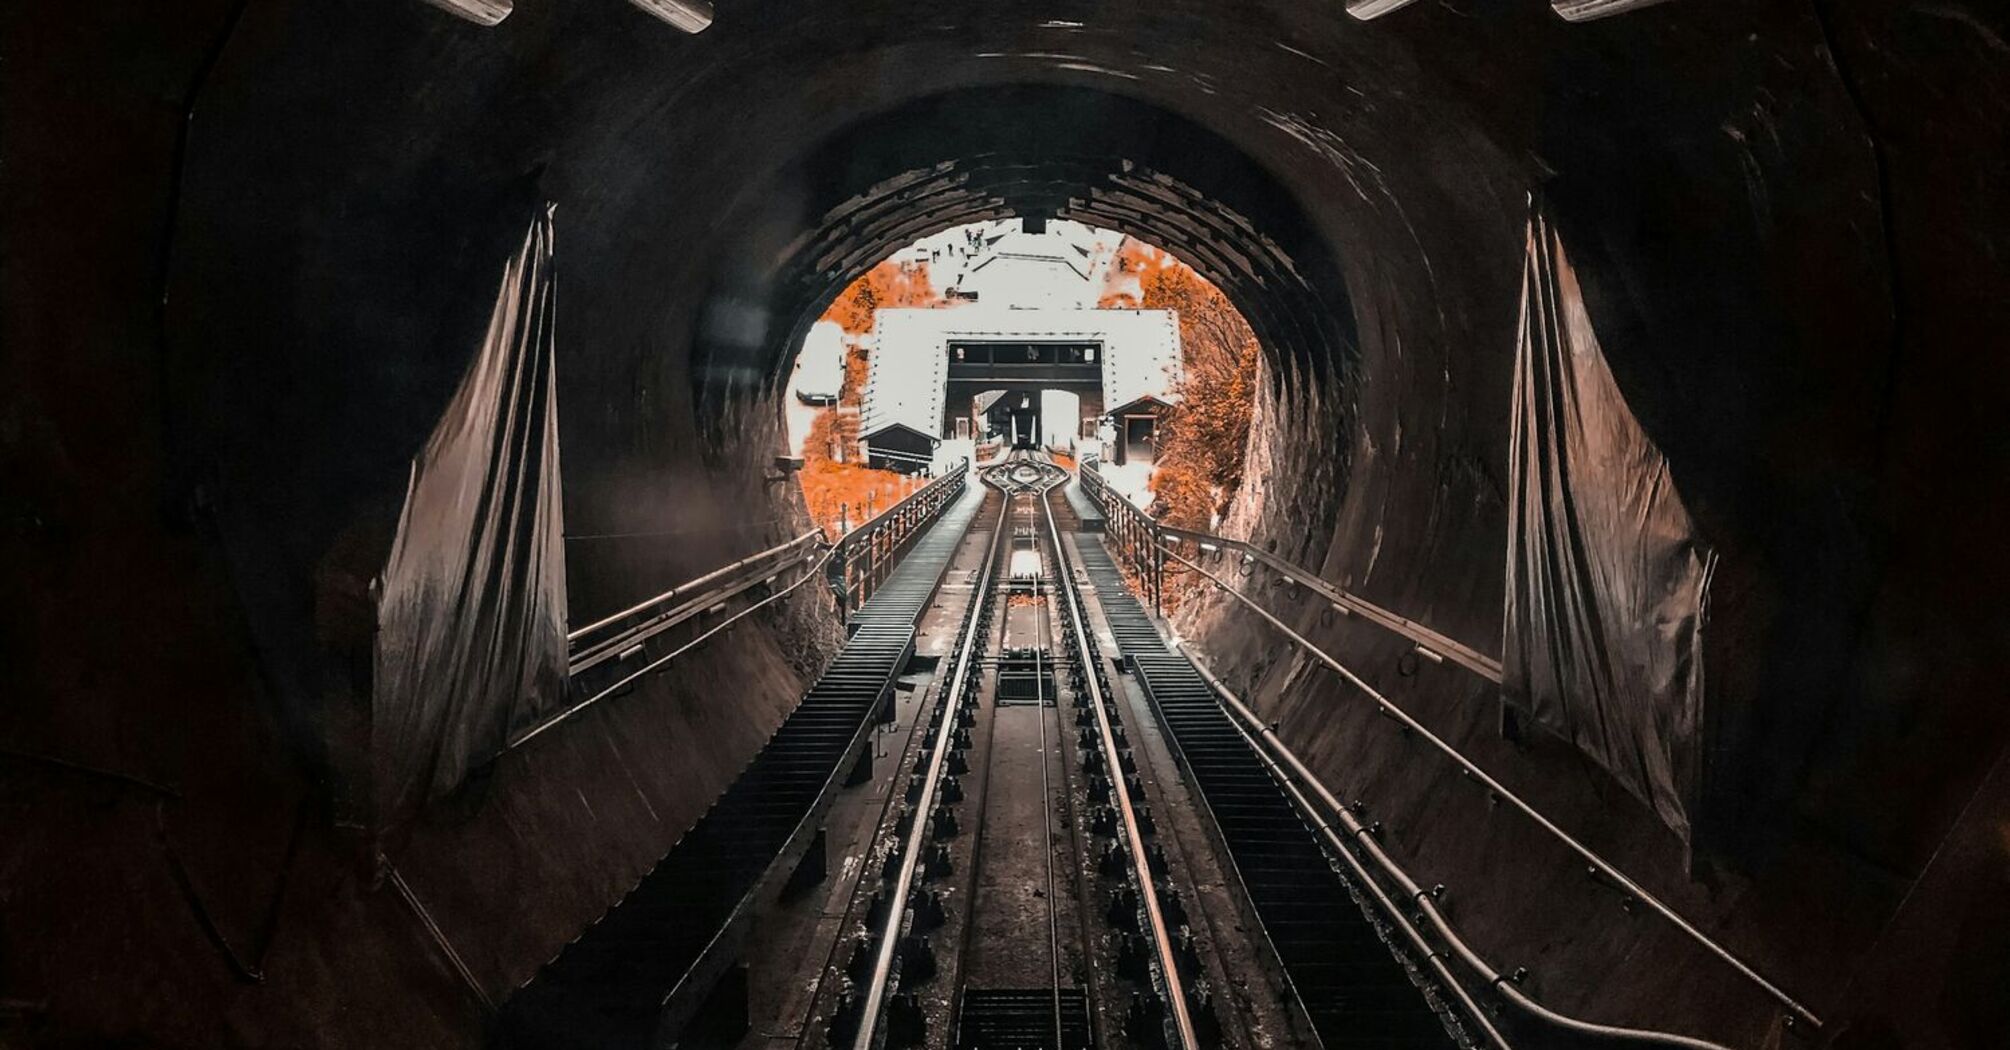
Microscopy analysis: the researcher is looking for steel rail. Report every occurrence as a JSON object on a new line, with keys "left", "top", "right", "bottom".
{"left": 1024, "top": 464, "right": 1067, "bottom": 1050}
{"left": 991, "top": 452, "right": 1093, "bottom": 1048}
{"left": 1041, "top": 483, "right": 1201, "bottom": 1050}
{"left": 1161, "top": 544, "right": 1821, "bottom": 1037}
{"left": 851, "top": 496, "right": 1009, "bottom": 1050}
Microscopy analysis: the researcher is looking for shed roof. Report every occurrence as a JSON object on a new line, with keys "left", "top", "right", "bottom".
{"left": 860, "top": 309, "right": 949, "bottom": 439}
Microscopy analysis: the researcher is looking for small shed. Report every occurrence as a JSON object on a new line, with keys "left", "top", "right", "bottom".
{"left": 1106, "top": 394, "right": 1173, "bottom": 466}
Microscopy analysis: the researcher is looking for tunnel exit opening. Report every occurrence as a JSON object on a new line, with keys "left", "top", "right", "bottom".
{"left": 781, "top": 215, "right": 1268, "bottom": 548}
{"left": 672, "top": 83, "right": 1363, "bottom": 588}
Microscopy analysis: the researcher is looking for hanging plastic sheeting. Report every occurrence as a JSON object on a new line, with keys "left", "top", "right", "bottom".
{"left": 371, "top": 205, "right": 567, "bottom": 826}
{"left": 1504, "top": 212, "right": 1717, "bottom": 844}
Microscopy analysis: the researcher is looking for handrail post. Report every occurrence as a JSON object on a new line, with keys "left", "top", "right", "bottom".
{"left": 1151, "top": 527, "right": 1164, "bottom": 616}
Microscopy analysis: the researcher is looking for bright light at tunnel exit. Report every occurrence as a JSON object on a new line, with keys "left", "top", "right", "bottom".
{"left": 787, "top": 217, "right": 1264, "bottom": 549}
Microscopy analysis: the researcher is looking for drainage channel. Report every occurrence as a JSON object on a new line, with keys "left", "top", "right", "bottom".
{"left": 500, "top": 481, "right": 986, "bottom": 1050}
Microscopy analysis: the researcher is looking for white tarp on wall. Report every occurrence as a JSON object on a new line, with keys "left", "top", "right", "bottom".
{"left": 1504, "top": 212, "right": 1717, "bottom": 843}
{"left": 371, "top": 206, "right": 569, "bottom": 826}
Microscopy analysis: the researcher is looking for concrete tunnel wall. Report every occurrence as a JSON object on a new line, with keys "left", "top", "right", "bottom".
{"left": 3, "top": 0, "right": 2007, "bottom": 1046}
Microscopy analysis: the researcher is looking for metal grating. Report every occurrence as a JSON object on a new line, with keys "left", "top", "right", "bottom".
{"left": 1074, "top": 541, "right": 1456, "bottom": 1050}
{"left": 954, "top": 987, "right": 1094, "bottom": 1050}
{"left": 500, "top": 486, "right": 988, "bottom": 1049}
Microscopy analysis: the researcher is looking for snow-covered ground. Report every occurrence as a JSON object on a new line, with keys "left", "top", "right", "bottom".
{"left": 935, "top": 437, "right": 978, "bottom": 474}
{"left": 785, "top": 392, "right": 822, "bottom": 457}
{"left": 1099, "top": 458, "right": 1155, "bottom": 507}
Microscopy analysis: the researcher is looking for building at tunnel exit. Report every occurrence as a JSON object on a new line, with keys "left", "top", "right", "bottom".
{"left": 862, "top": 307, "right": 1181, "bottom": 470}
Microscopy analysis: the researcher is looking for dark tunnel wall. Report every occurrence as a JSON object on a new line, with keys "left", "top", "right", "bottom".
{"left": 4, "top": 0, "right": 2009, "bottom": 1046}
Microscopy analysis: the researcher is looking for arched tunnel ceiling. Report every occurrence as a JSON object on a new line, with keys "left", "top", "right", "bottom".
{"left": 166, "top": 0, "right": 1547, "bottom": 620}
{"left": 161, "top": 0, "right": 1917, "bottom": 841}
{"left": 166, "top": 0, "right": 1898, "bottom": 577}
{"left": 691, "top": 86, "right": 1361, "bottom": 431}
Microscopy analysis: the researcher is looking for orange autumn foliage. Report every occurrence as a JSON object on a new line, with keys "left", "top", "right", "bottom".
{"left": 1089, "top": 238, "right": 1261, "bottom": 612}
{"left": 798, "top": 259, "right": 944, "bottom": 537}
{"left": 800, "top": 457, "right": 914, "bottom": 538}
{"left": 1097, "top": 237, "right": 1177, "bottom": 309}
{"left": 822, "top": 259, "right": 940, "bottom": 335}
{"left": 1113, "top": 242, "right": 1260, "bottom": 534}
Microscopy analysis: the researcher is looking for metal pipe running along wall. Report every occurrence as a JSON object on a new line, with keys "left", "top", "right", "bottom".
{"left": 1178, "top": 647, "right": 1740, "bottom": 1050}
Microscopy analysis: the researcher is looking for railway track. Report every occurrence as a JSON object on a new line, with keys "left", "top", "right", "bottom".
{"left": 504, "top": 450, "right": 1460, "bottom": 1050}
{"left": 818, "top": 450, "right": 1205, "bottom": 1050}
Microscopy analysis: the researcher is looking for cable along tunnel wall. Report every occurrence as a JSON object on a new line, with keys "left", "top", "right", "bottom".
{"left": 1082, "top": 467, "right": 1818, "bottom": 1045}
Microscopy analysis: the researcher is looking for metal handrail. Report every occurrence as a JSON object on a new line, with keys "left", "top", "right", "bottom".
{"left": 831, "top": 460, "right": 969, "bottom": 611}
{"left": 514, "top": 544, "right": 840, "bottom": 752}
{"left": 1179, "top": 658, "right": 1512, "bottom": 1049}
{"left": 1181, "top": 650, "right": 1739, "bottom": 1050}
{"left": 1164, "top": 523, "right": 1501, "bottom": 683}
{"left": 1074, "top": 461, "right": 1818, "bottom": 1036}
{"left": 838, "top": 460, "right": 968, "bottom": 542}
{"left": 531, "top": 463, "right": 970, "bottom": 756}
{"left": 1157, "top": 541, "right": 1821, "bottom": 1037}
{"left": 568, "top": 532, "right": 824, "bottom": 675}
{"left": 1076, "top": 466, "right": 1501, "bottom": 682}
{"left": 567, "top": 531, "right": 822, "bottom": 645}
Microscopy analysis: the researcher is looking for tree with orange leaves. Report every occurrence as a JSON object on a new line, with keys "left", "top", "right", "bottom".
{"left": 1118, "top": 242, "right": 1261, "bottom": 532}
{"left": 822, "top": 260, "right": 939, "bottom": 335}
{"left": 797, "top": 259, "right": 945, "bottom": 536}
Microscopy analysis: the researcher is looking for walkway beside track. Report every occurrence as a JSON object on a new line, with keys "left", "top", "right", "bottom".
{"left": 1073, "top": 541, "right": 1459, "bottom": 1050}
{"left": 502, "top": 483, "right": 987, "bottom": 1049}
{"left": 1060, "top": 475, "right": 1102, "bottom": 532}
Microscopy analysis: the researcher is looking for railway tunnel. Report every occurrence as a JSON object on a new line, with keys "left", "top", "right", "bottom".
{"left": 6, "top": 0, "right": 2010, "bottom": 1048}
